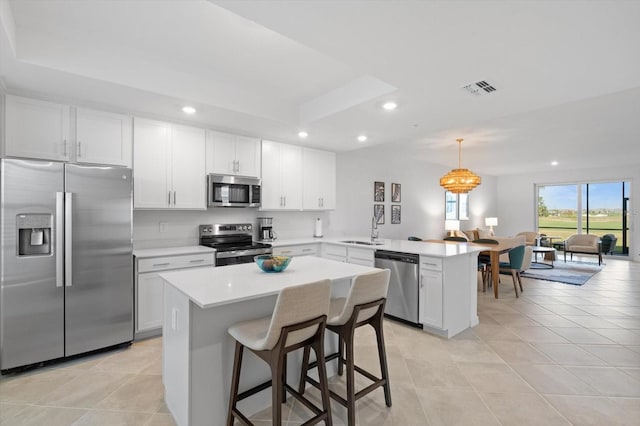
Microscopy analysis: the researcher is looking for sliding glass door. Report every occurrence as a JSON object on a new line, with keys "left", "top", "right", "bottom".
{"left": 537, "top": 181, "right": 629, "bottom": 255}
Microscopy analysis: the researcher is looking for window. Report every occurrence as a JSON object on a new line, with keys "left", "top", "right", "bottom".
{"left": 445, "top": 192, "right": 469, "bottom": 221}
{"left": 537, "top": 181, "right": 629, "bottom": 255}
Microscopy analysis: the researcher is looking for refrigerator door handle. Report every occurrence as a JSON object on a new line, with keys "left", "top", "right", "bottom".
{"left": 56, "top": 192, "right": 64, "bottom": 287}
{"left": 65, "top": 192, "right": 73, "bottom": 287}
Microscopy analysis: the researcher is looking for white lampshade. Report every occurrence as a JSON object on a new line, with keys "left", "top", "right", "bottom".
{"left": 485, "top": 217, "right": 498, "bottom": 227}
{"left": 444, "top": 220, "right": 460, "bottom": 231}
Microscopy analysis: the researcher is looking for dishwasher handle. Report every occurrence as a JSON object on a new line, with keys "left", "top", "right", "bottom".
{"left": 374, "top": 250, "right": 419, "bottom": 264}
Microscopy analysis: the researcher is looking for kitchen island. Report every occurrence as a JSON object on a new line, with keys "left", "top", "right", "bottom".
{"left": 159, "top": 256, "right": 378, "bottom": 426}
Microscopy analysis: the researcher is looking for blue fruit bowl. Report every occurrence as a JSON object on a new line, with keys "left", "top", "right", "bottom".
{"left": 254, "top": 255, "right": 292, "bottom": 273}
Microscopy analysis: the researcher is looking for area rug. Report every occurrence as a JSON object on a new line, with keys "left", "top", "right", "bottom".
{"left": 520, "top": 260, "right": 602, "bottom": 286}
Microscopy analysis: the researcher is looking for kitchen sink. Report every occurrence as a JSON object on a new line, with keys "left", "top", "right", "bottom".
{"left": 340, "top": 240, "right": 385, "bottom": 246}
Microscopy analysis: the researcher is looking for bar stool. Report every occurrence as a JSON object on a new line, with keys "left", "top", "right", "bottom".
{"left": 298, "top": 269, "right": 392, "bottom": 426}
{"left": 226, "top": 279, "right": 333, "bottom": 426}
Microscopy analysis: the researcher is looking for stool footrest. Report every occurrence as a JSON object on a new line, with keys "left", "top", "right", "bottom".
{"left": 237, "top": 379, "right": 272, "bottom": 402}
{"left": 230, "top": 407, "right": 252, "bottom": 425}
{"left": 284, "top": 383, "right": 328, "bottom": 424}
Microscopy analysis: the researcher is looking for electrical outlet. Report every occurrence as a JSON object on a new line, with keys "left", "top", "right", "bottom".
{"left": 159, "top": 222, "right": 168, "bottom": 233}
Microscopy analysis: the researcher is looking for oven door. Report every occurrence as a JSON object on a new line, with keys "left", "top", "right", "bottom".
{"left": 216, "top": 254, "right": 258, "bottom": 266}
{"left": 215, "top": 248, "right": 273, "bottom": 266}
{"left": 208, "top": 175, "right": 261, "bottom": 207}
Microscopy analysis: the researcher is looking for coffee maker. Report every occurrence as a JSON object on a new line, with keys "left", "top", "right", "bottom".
{"left": 257, "top": 217, "right": 276, "bottom": 241}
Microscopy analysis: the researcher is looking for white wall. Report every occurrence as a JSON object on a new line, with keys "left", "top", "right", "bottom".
{"left": 133, "top": 209, "right": 333, "bottom": 249}
{"left": 497, "top": 164, "right": 640, "bottom": 261}
{"left": 333, "top": 143, "right": 498, "bottom": 240}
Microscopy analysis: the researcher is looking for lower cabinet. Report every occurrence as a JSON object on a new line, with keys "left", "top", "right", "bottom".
{"left": 347, "top": 247, "right": 374, "bottom": 267}
{"left": 321, "top": 244, "right": 347, "bottom": 262}
{"left": 135, "top": 252, "right": 215, "bottom": 339}
{"left": 419, "top": 254, "right": 478, "bottom": 338}
{"left": 273, "top": 244, "right": 319, "bottom": 257}
{"left": 420, "top": 257, "right": 443, "bottom": 329}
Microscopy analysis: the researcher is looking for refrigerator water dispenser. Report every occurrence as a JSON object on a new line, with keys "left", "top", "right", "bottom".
{"left": 17, "top": 214, "right": 52, "bottom": 256}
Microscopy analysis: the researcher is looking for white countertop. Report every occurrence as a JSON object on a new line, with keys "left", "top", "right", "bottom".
{"left": 133, "top": 245, "right": 216, "bottom": 259}
{"left": 272, "top": 237, "right": 485, "bottom": 257}
{"left": 159, "top": 256, "right": 378, "bottom": 309}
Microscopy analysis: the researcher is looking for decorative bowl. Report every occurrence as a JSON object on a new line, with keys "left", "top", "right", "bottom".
{"left": 254, "top": 255, "right": 292, "bottom": 273}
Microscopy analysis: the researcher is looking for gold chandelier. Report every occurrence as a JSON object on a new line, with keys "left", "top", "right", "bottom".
{"left": 439, "top": 138, "right": 481, "bottom": 194}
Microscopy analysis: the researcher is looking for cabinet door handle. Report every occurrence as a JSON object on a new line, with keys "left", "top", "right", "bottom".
{"left": 302, "top": 248, "right": 313, "bottom": 252}
{"left": 168, "top": 191, "right": 172, "bottom": 206}
{"left": 153, "top": 262, "right": 171, "bottom": 267}
{"left": 77, "top": 141, "right": 82, "bottom": 158}
{"left": 420, "top": 274, "right": 424, "bottom": 288}
{"left": 283, "top": 196, "right": 286, "bottom": 207}
{"left": 173, "top": 191, "right": 177, "bottom": 206}
{"left": 63, "top": 139, "right": 68, "bottom": 156}
{"left": 189, "top": 259, "right": 205, "bottom": 263}
{"left": 281, "top": 250, "right": 292, "bottom": 254}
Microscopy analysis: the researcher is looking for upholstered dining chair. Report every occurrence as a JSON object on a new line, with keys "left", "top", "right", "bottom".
{"left": 473, "top": 238, "right": 499, "bottom": 291}
{"left": 443, "top": 236, "right": 467, "bottom": 242}
{"left": 498, "top": 245, "right": 526, "bottom": 298}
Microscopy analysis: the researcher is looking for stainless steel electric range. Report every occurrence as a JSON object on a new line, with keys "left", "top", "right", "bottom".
{"left": 199, "top": 223, "right": 272, "bottom": 266}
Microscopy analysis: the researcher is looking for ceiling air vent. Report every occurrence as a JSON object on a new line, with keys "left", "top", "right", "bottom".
{"left": 462, "top": 80, "right": 497, "bottom": 96}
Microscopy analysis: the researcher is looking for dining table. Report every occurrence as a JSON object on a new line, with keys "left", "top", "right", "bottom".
{"left": 428, "top": 238, "right": 521, "bottom": 299}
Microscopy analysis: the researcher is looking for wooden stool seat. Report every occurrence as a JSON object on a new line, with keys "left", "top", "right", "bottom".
{"left": 226, "top": 279, "right": 333, "bottom": 426}
{"left": 299, "top": 270, "right": 392, "bottom": 426}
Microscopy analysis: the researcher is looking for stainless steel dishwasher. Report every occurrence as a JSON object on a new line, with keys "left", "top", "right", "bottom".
{"left": 374, "top": 250, "right": 421, "bottom": 327}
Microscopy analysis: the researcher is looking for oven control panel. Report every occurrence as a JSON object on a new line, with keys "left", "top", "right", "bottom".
{"left": 199, "top": 223, "right": 253, "bottom": 236}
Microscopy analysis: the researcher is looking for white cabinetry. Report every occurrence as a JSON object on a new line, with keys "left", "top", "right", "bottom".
{"left": 261, "top": 140, "right": 302, "bottom": 210}
{"left": 273, "top": 244, "right": 319, "bottom": 257}
{"left": 322, "top": 244, "right": 347, "bottom": 262}
{"left": 206, "top": 130, "right": 260, "bottom": 178}
{"left": 302, "top": 148, "right": 336, "bottom": 210}
{"left": 5, "top": 95, "right": 70, "bottom": 161}
{"left": 419, "top": 254, "right": 478, "bottom": 338}
{"left": 135, "top": 252, "right": 215, "bottom": 338}
{"left": 347, "top": 247, "right": 375, "bottom": 267}
{"left": 76, "top": 108, "right": 132, "bottom": 167}
{"left": 133, "top": 118, "right": 206, "bottom": 209}
{"left": 420, "top": 257, "right": 443, "bottom": 329}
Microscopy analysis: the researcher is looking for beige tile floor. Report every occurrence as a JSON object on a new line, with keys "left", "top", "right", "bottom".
{"left": 1, "top": 255, "right": 639, "bottom": 425}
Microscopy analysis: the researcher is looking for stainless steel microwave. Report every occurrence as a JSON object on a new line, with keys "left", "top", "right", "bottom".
{"left": 207, "top": 174, "right": 261, "bottom": 208}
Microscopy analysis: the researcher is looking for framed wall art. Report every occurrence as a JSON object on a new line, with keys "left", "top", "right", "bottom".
{"left": 374, "top": 204, "right": 385, "bottom": 224}
{"left": 391, "top": 183, "right": 401, "bottom": 202}
{"left": 374, "top": 181, "right": 385, "bottom": 202}
{"left": 391, "top": 205, "right": 401, "bottom": 224}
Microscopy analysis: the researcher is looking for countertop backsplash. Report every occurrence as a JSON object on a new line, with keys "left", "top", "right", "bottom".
{"left": 133, "top": 209, "right": 335, "bottom": 250}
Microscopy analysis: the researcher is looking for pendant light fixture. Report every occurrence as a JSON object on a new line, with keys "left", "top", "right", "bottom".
{"left": 439, "top": 138, "right": 481, "bottom": 194}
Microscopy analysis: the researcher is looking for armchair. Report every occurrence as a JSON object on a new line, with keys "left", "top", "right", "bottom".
{"left": 516, "top": 231, "right": 540, "bottom": 246}
{"left": 563, "top": 234, "right": 602, "bottom": 265}
{"left": 600, "top": 234, "right": 618, "bottom": 255}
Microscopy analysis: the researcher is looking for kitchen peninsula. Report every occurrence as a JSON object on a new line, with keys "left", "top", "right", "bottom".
{"left": 159, "top": 241, "right": 484, "bottom": 425}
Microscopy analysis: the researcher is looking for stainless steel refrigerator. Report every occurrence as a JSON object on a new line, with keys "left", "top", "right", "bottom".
{"left": 0, "top": 158, "right": 133, "bottom": 371}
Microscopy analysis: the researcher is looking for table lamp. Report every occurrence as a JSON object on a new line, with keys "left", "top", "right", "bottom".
{"left": 445, "top": 220, "right": 460, "bottom": 237}
{"left": 485, "top": 217, "right": 498, "bottom": 233}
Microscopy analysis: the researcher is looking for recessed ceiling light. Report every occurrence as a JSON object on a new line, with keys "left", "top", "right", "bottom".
{"left": 298, "top": 131, "right": 308, "bottom": 138}
{"left": 182, "top": 106, "right": 196, "bottom": 114}
{"left": 357, "top": 135, "right": 368, "bottom": 142}
{"left": 382, "top": 101, "right": 397, "bottom": 111}
{"left": 551, "top": 161, "right": 558, "bottom": 166}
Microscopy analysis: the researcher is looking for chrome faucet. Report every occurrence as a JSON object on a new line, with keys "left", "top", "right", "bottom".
{"left": 371, "top": 216, "right": 379, "bottom": 242}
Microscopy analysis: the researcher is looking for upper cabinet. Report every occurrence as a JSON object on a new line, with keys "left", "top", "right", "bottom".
{"left": 133, "top": 118, "right": 206, "bottom": 210}
{"left": 261, "top": 140, "right": 302, "bottom": 210}
{"left": 76, "top": 108, "right": 132, "bottom": 167}
{"left": 302, "top": 147, "right": 336, "bottom": 210}
{"left": 206, "top": 130, "right": 261, "bottom": 178}
{"left": 5, "top": 95, "right": 71, "bottom": 161}
{"left": 4, "top": 95, "right": 132, "bottom": 167}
